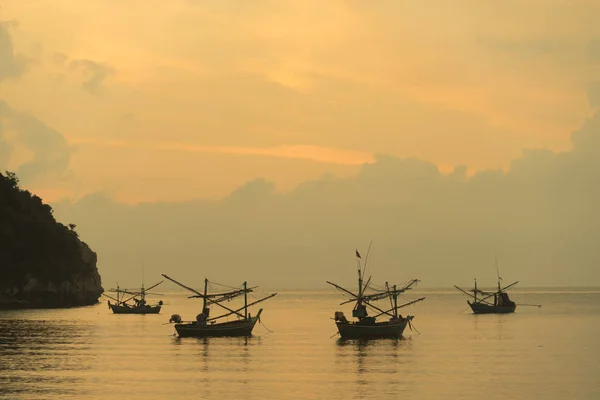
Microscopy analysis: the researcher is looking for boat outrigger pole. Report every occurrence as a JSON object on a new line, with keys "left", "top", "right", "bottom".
{"left": 517, "top": 303, "right": 542, "bottom": 308}
{"left": 372, "top": 296, "right": 427, "bottom": 318}
{"left": 161, "top": 274, "right": 277, "bottom": 322}
{"left": 207, "top": 293, "right": 277, "bottom": 322}
{"left": 326, "top": 281, "right": 422, "bottom": 319}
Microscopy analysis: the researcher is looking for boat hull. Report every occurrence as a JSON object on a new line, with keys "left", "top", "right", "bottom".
{"left": 468, "top": 301, "right": 515, "bottom": 314}
{"left": 174, "top": 310, "right": 262, "bottom": 338}
{"left": 109, "top": 304, "right": 162, "bottom": 314}
{"left": 336, "top": 316, "right": 412, "bottom": 340}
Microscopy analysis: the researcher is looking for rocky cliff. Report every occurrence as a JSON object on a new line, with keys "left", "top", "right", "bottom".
{"left": 0, "top": 171, "right": 103, "bottom": 308}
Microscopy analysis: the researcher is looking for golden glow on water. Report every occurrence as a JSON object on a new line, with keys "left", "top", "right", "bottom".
{"left": 1, "top": 290, "right": 599, "bottom": 399}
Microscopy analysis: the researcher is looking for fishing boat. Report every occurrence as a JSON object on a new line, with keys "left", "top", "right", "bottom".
{"left": 327, "top": 247, "right": 425, "bottom": 340}
{"left": 102, "top": 275, "right": 164, "bottom": 314}
{"left": 454, "top": 256, "right": 541, "bottom": 314}
{"left": 162, "top": 274, "right": 277, "bottom": 338}
{"left": 454, "top": 278, "right": 518, "bottom": 314}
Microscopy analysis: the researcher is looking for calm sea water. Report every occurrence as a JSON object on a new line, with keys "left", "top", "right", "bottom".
{"left": 1, "top": 288, "right": 599, "bottom": 400}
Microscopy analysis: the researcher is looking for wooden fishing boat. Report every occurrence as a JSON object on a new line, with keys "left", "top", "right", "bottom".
{"left": 109, "top": 301, "right": 162, "bottom": 314}
{"left": 327, "top": 247, "right": 425, "bottom": 340}
{"left": 454, "top": 256, "right": 541, "bottom": 314}
{"left": 173, "top": 309, "right": 263, "bottom": 337}
{"left": 162, "top": 274, "right": 277, "bottom": 338}
{"left": 455, "top": 277, "right": 518, "bottom": 314}
{"left": 103, "top": 281, "right": 164, "bottom": 314}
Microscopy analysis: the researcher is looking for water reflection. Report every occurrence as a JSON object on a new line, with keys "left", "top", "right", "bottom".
{"left": 0, "top": 318, "right": 93, "bottom": 398}
{"left": 335, "top": 338, "right": 413, "bottom": 371}
{"left": 334, "top": 338, "right": 414, "bottom": 399}
{"left": 169, "top": 334, "right": 259, "bottom": 377}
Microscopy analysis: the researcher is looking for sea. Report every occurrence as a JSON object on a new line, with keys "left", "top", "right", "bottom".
{"left": 1, "top": 288, "right": 599, "bottom": 400}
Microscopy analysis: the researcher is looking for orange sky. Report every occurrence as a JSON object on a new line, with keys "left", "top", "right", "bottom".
{"left": 1, "top": 0, "right": 599, "bottom": 203}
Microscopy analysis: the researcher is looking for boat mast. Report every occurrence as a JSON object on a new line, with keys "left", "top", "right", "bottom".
{"left": 244, "top": 281, "right": 248, "bottom": 320}
{"left": 393, "top": 284, "right": 398, "bottom": 318}
{"left": 385, "top": 282, "right": 393, "bottom": 310}
{"left": 474, "top": 278, "right": 477, "bottom": 303}
{"left": 495, "top": 254, "right": 501, "bottom": 307}
{"left": 141, "top": 258, "right": 145, "bottom": 305}
{"left": 356, "top": 252, "right": 363, "bottom": 301}
{"left": 203, "top": 278, "right": 208, "bottom": 312}
{"left": 495, "top": 254, "right": 502, "bottom": 292}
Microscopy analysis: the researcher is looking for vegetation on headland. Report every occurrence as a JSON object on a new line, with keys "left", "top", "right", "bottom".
{"left": 0, "top": 171, "right": 103, "bottom": 308}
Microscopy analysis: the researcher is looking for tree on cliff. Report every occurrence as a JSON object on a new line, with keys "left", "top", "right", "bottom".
{"left": 0, "top": 171, "right": 102, "bottom": 307}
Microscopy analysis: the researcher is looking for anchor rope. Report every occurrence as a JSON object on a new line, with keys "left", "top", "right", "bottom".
{"left": 259, "top": 318, "right": 274, "bottom": 333}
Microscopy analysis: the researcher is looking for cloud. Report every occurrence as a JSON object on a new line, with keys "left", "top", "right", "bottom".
{"left": 571, "top": 110, "right": 600, "bottom": 155}
{"left": 226, "top": 178, "right": 276, "bottom": 205}
{"left": 52, "top": 53, "right": 115, "bottom": 94}
{"left": 69, "top": 59, "right": 115, "bottom": 94}
{"left": 4, "top": 0, "right": 600, "bottom": 288}
{"left": 0, "top": 22, "right": 25, "bottom": 81}
{"left": 0, "top": 100, "right": 73, "bottom": 184}
{"left": 0, "top": 26, "right": 72, "bottom": 183}
{"left": 3, "top": 0, "right": 598, "bottom": 182}
{"left": 587, "top": 38, "right": 600, "bottom": 62}
{"left": 50, "top": 110, "right": 600, "bottom": 288}
{"left": 588, "top": 82, "right": 600, "bottom": 108}
{"left": 477, "top": 36, "right": 568, "bottom": 57}
{"left": 0, "top": 117, "right": 12, "bottom": 163}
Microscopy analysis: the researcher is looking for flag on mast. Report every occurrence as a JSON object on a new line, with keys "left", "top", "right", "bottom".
{"left": 356, "top": 249, "right": 361, "bottom": 259}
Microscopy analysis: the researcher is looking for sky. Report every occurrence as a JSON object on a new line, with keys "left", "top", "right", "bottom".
{"left": 1, "top": 1, "right": 599, "bottom": 289}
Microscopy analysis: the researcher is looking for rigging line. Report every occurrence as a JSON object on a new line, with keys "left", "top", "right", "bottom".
{"left": 208, "top": 280, "right": 241, "bottom": 290}
{"left": 361, "top": 240, "right": 373, "bottom": 282}
{"left": 259, "top": 318, "right": 274, "bottom": 333}
{"left": 335, "top": 287, "right": 351, "bottom": 297}
{"left": 408, "top": 319, "right": 421, "bottom": 335}
{"left": 207, "top": 281, "right": 238, "bottom": 292}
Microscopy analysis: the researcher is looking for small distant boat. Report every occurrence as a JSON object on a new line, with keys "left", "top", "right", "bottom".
{"left": 454, "top": 278, "right": 518, "bottom": 314}
{"left": 454, "top": 255, "right": 540, "bottom": 314}
{"left": 103, "top": 279, "right": 164, "bottom": 314}
{"left": 327, "top": 246, "right": 425, "bottom": 340}
{"left": 102, "top": 260, "right": 164, "bottom": 314}
{"left": 162, "top": 274, "right": 277, "bottom": 338}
